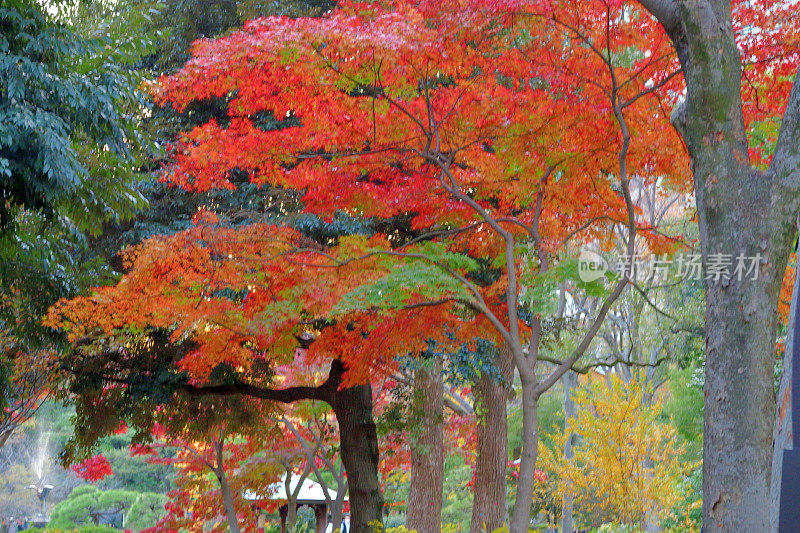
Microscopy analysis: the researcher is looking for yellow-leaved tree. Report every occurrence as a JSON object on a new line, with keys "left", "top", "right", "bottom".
{"left": 539, "top": 374, "right": 689, "bottom": 530}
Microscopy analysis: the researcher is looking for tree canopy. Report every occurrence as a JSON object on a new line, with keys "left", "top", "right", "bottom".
{"left": 10, "top": 0, "right": 800, "bottom": 531}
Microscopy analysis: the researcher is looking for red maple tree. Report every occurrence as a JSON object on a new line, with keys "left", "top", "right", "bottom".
{"left": 50, "top": 0, "right": 800, "bottom": 529}
{"left": 149, "top": 0, "right": 693, "bottom": 524}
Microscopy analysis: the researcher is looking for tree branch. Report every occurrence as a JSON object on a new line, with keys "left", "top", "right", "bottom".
{"left": 636, "top": 0, "right": 682, "bottom": 36}
{"left": 184, "top": 359, "right": 346, "bottom": 405}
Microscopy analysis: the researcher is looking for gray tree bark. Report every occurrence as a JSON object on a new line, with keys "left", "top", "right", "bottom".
{"left": 637, "top": 1, "right": 800, "bottom": 530}
{"left": 319, "top": 465, "right": 347, "bottom": 531}
{"left": 284, "top": 466, "right": 312, "bottom": 531}
{"left": 286, "top": 503, "right": 298, "bottom": 531}
{"left": 510, "top": 381, "right": 540, "bottom": 531}
{"left": 330, "top": 479, "right": 347, "bottom": 532}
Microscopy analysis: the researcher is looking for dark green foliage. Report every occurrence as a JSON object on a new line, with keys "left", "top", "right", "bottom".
{"left": 0, "top": 0, "right": 153, "bottom": 405}
{"left": 663, "top": 366, "right": 704, "bottom": 461}
{"left": 140, "top": 0, "right": 336, "bottom": 73}
{"left": 96, "top": 437, "right": 174, "bottom": 494}
{"left": 141, "top": 0, "right": 241, "bottom": 73}
{"left": 0, "top": 1, "right": 146, "bottom": 234}
{"left": 58, "top": 330, "right": 195, "bottom": 464}
{"left": 446, "top": 338, "right": 503, "bottom": 387}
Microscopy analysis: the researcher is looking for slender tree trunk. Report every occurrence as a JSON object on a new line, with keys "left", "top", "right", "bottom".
{"left": 214, "top": 439, "right": 241, "bottom": 533}
{"left": 560, "top": 371, "right": 577, "bottom": 533}
{"left": 470, "top": 346, "right": 512, "bottom": 533}
{"left": 286, "top": 466, "right": 313, "bottom": 531}
{"left": 219, "top": 474, "right": 241, "bottom": 533}
{"left": 407, "top": 358, "right": 444, "bottom": 533}
{"left": 0, "top": 432, "right": 11, "bottom": 451}
{"left": 283, "top": 472, "right": 300, "bottom": 531}
{"left": 770, "top": 263, "right": 800, "bottom": 529}
{"left": 509, "top": 382, "right": 540, "bottom": 533}
{"left": 329, "top": 383, "right": 384, "bottom": 532}
{"left": 322, "top": 470, "right": 346, "bottom": 532}
{"left": 331, "top": 492, "right": 345, "bottom": 531}
{"left": 329, "top": 467, "right": 347, "bottom": 531}
{"left": 286, "top": 500, "right": 298, "bottom": 531}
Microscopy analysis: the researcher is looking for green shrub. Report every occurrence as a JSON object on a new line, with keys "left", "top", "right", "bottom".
{"left": 123, "top": 493, "right": 167, "bottom": 532}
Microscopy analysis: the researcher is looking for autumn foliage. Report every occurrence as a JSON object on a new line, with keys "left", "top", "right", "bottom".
{"left": 539, "top": 376, "right": 689, "bottom": 529}
{"left": 48, "top": 221, "right": 475, "bottom": 387}
{"left": 70, "top": 454, "right": 114, "bottom": 483}
{"left": 153, "top": 0, "right": 696, "bottom": 251}
{"left": 44, "top": 0, "right": 800, "bottom": 529}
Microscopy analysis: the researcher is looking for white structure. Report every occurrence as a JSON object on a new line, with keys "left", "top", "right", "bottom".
{"left": 244, "top": 473, "right": 347, "bottom": 533}
{"left": 243, "top": 473, "right": 341, "bottom": 502}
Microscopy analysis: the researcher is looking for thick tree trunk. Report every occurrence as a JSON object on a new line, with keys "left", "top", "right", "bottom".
{"left": 698, "top": 217, "right": 781, "bottom": 533}
{"left": 407, "top": 358, "right": 444, "bottom": 533}
{"left": 470, "top": 346, "right": 513, "bottom": 533}
{"left": 675, "top": 16, "right": 783, "bottom": 533}
{"left": 770, "top": 263, "right": 800, "bottom": 529}
{"left": 329, "top": 383, "right": 384, "bottom": 533}
{"left": 508, "top": 382, "right": 540, "bottom": 533}
{"left": 560, "top": 371, "right": 577, "bottom": 533}
{"left": 636, "top": 2, "right": 800, "bottom": 530}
